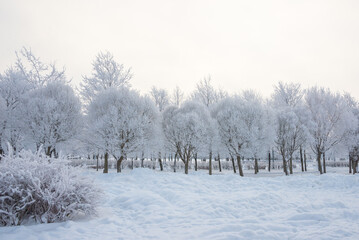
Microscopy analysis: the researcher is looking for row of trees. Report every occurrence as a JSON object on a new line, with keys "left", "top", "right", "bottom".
{"left": 1, "top": 48, "right": 358, "bottom": 175}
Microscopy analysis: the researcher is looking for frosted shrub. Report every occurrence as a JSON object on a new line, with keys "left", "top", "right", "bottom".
{"left": 0, "top": 151, "right": 100, "bottom": 226}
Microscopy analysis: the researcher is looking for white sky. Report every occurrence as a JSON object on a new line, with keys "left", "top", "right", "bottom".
{"left": 1, "top": 0, "right": 359, "bottom": 99}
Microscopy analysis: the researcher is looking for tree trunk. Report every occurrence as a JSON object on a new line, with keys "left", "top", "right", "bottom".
{"left": 158, "top": 152, "right": 163, "bottom": 171}
{"left": 96, "top": 154, "right": 99, "bottom": 171}
{"left": 218, "top": 154, "right": 222, "bottom": 172}
{"left": 185, "top": 156, "right": 190, "bottom": 174}
{"left": 268, "top": 152, "right": 271, "bottom": 172}
{"left": 53, "top": 149, "right": 58, "bottom": 158}
{"left": 282, "top": 154, "right": 288, "bottom": 176}
{"left": 300, "top": 146, "right": 304, "bottom": 172}
{"left": 174, "top": 153, "right": 177, "bottom": 173}
{"left": 152, "top": 155, "right": 156, "bottom": 170}
{"left": 209, "top": 151, "right": 212, "bottom": 175}
{"left": 323, "top": 152, "right": 326, "bottom": 174}
{"left": 289, "top": 156, "right": 293, "bottom": 174}
{"left": 237, "top": 155, "right": 244, "bottom": 177}
{"left": 46, "top": 146, "right": 52, "bottom": 157}
{"left": 350, "top": 150, "right": 358, "bottom": 174}
{"left": 141, "top": 151, "right": 145, "bottom": 168}
{"left": 117, "top": 155, "right": 124, "bottom": 173}
{"left": 103, "top": 152, "right": 109, "bottom": 173}
{"left": 351, "top": 157, "right": 356, "bottom": 174}
{"left": 272, "top": 149, "right": 275, "bottom": 170}
{"left": 317, "top": 151, "right": 323, "bottom": 174}
{"left": 231, "top": 156, "right": 237, "bottom": 173}
{"left": 194, "top": 153, "right": 198, "bottom": 171}
{"left": 254, "top": 158, "right": 259, "bottom": 174}
{"left": 304, "top": 150, "right": 307, "bottom": 171}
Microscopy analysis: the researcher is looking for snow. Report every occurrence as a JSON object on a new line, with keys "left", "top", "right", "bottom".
{"left": 1, "top": 169, "right": 359, "bottom": 240}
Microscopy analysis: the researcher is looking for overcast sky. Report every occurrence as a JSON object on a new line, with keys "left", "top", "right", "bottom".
{"left": 1, "top": 0, "right": 358, "bottom": 98}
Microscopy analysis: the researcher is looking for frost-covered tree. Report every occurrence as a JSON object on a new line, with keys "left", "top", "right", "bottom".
{"left": 272, "top": 82, "right": 308, "bottom": 175}
{"left": 162, "top": 101, "right": 210, "bottom": 174}
{"left": 305, "top": 87, "right": 357, "bottom": 174}
{"left": 272, "top": 82, "right": 303, "bottom": 108}
{"left": 190, "top": 76, "right": 228, "bottom": 174}
{"left": 80, "top": 51, "right": 132, "bottom": 105}
{"left": 150, "top": 86, "right": 169, "bottom": 112}
{"left": 0, "top": 96, "right": 6, "bottom": 157}
{"left": 343, "top": 93, "right": 359, "bottom": 174}
{"left": 0, "top": 48, "right": 67, "bottom": 156}
{"left": 274, "top": 109, "right": 308, "bottom": 175}
{"left": 241, "top": 90, "right": 272, "bottom": 174}
{"left": 0, "top": 48, "right": 76, "bottom": 156}
{"left": 212, "top": 92, "right": 269, "bottom": 176}
{"left": 87, "top": 87, "right": 158, "bottom": 173}
{"left": 0, "top": 68, "right": 32, "bottom": 155}
{"left": 171, "top": 86, "right": 184, "bottom": 107}
{"left": 191, "top": 75, "right": 227, "bottom": 107}
{"left": 15, "top": 47, "right": 65, "bottom": 87}
{"left": 21, "top": 82, "right": 82, "bottom": 156}
{"left": 148, "top": 86, "right": 170, "bottom": 170}
{"left": 205, "top": 115, "right": 222, "bottom": 175}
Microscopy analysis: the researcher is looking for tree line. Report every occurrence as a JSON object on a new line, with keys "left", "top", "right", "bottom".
{"left": 0, "top": 48, "right": 358, "bottom": 175}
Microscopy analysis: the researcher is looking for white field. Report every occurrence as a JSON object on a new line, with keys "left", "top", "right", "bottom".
{"left": 1, "top": 167, "right": 359, "bottom": 240}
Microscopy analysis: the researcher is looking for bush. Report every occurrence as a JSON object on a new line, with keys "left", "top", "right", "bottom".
{"left": 0, "top": 151, "right": 100, "bottom": 226}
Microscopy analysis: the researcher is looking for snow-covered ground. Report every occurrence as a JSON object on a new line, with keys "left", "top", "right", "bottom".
{"left": 1, "top": 168, "right": 359, "bottom": 240}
